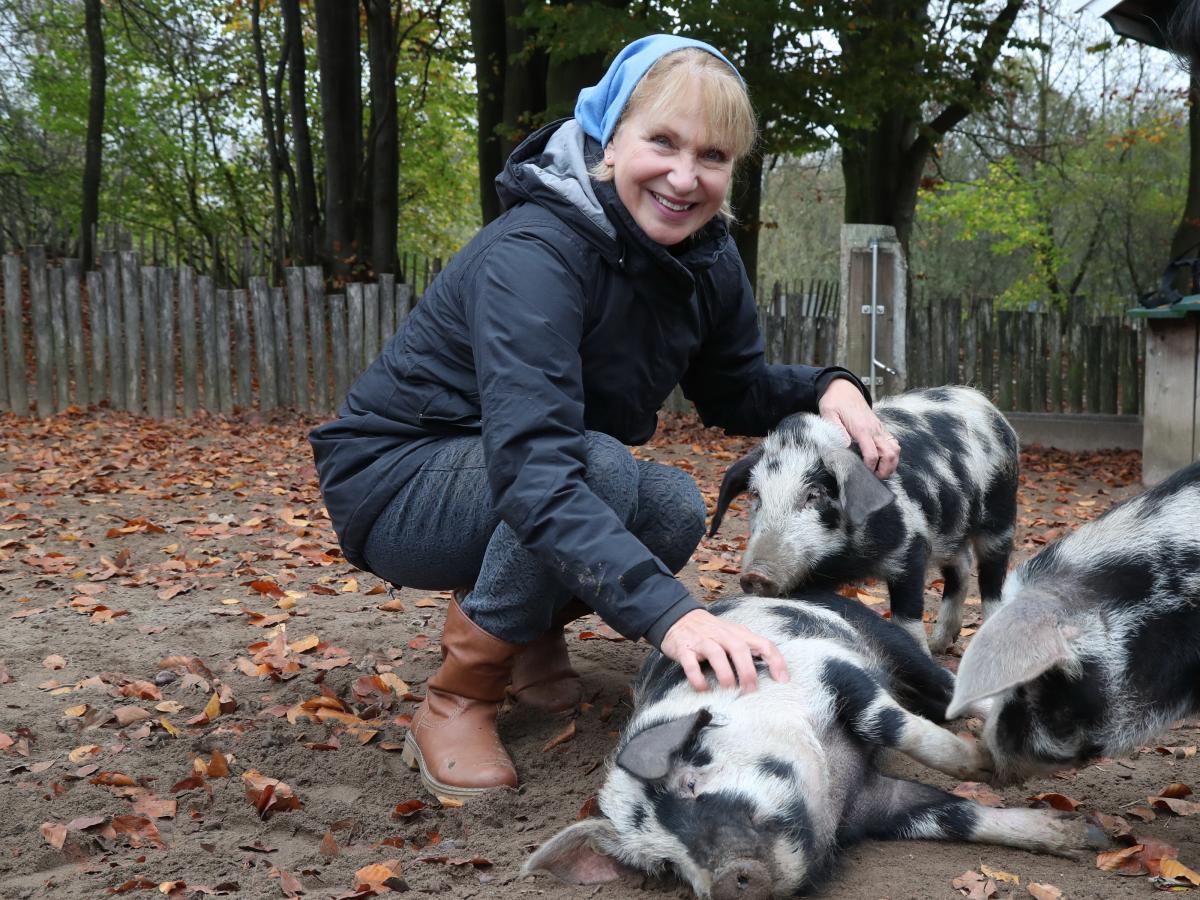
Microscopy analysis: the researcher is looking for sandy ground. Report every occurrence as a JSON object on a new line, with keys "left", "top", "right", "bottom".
{"left": 0, "top": 410, "right": 1195, "bottom": 900}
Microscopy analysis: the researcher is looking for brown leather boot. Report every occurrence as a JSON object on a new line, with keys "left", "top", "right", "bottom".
{"left": 509, "top": 598, "right": 588, "bottom": 714}
{"left": 402, "top": 600, "right": 519, "bottom": 800}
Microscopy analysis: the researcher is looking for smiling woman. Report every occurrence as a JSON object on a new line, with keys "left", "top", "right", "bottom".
{"left": 309, "top": 32, "right": 899, "bottom": 802}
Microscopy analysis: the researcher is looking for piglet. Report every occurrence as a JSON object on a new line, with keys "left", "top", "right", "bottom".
{"left": 948, "top": 460, "right": 1200, "bottom": 785}
{"left": 524, "top": 589, "right": 1108, "bottom": 899}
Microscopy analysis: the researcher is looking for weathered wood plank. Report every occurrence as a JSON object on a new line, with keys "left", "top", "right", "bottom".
{"left": 103, "top": 251, "right": 123, "bottom": 408}
{"left": 199, "top": 276, "right": 218, "bottom": 413}
{"left": 978, "top": 298, "right": 994, "bottom": 402}
{"left": 1119, "top": 325, "right": 1139, "bottom": 415}
{"left": 1067, "top": 313, "right": 1084, "bottom": 413}
{"left": 378, "top": 274, "right": 395, "bottom": 345}
{"left": 64, "top": 259, "right": 88, "bottom": 406}
{"left": 270, "top": 286, "right": 291, "bottom": 408}
{"left": 179, "top": 266, "right": 198, "bottom": 416}
{"left": 3, "top": 253, "right": 27, "bottom": 415}
{"left": 232, "top": 289, "right": 252, "bottom": 410}
{"left": 286, "top": 267, "right": 310, "bottom": 412}
{"left": 1030, "top": 312, "right": 1046, "bottom": 412}
{"left": 141, "top": 267, "right": 162, "bottom": 418}
{"left": 121, "top": 251, "right": 142, "bottom": 414}
{"left": 396, "top": 283, "right": 414, "bottom": 331}
{"left": 48, "top": 265, "right": 69, "bottom": 412}
{"left": 1085, "top": 322, "right": 1103, "bottom": 413}
{"left": 305, "top": 267, "right": 329, "bottom": 412}
{"left": 215, "top": 289, "right": 233, "bottom": 414}
{"left": 364, "top": 282, "right": 380, "bottom": 368}
{"left": 329, "top": 292, "right": 349, "bottom": 406}
{"left": 1099, "top": 319, "right": 1117, "bottom": 415}
{"left": 159, "top": 265, "right": 176, "bottom": 418}
{"left": 346, "top": 283, "right": 364, "bottom": 380}
{"left": 1048, "top": 310, "right": 1063, "bottom": 412}
{"left": 86, "top": 269, "right": 106, "bottom": 405}
{"left": 997, "top": 310, "right": 1013, "bottom": 411}
{"left": 250, "top": 277, "right": 277, "bottom": 411}
{"left": 29, "top": 247, "right": 55, "bottom": 416}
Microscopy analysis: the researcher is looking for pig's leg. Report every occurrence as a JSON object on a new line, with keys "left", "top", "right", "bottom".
{"left": 974, "top": 529, "right": 1012, "bottom": 623}
{"left": 822, "top": 658, "right": 990, "bottom": 780}
{"left": 851, "top": 776, "right": 1110, "bottom": 858}
{"left": 928, "top": 547, "right": 971, "bottom": 654}
{"left": 886, "top": 538, "right": 931, "bottom": 654}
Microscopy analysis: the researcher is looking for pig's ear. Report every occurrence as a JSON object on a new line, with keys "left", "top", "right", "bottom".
{"left": 946, "top": 591, "right": 1078, "bottom": 719}
{"left": 822, "top": 447, "right": 895, "bottom": 528}
{"left": 521, "top": 817, "right": 635, "bottom": 884}
{"left": 710, "top": 447, "right": 763, "bottom": 536}
{"left": 616, "top": 709, "right": 713, "bottom": 780}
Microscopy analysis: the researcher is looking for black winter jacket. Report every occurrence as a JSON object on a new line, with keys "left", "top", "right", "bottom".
{"left": 309, "top": 119, "right": 867, "bottom": 646}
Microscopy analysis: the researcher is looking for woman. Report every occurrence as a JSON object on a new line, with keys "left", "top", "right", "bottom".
{"left": 309, "top": 34, "right": 899, "bottom": 800}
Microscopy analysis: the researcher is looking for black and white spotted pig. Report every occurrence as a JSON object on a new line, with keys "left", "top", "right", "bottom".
{"left": 709, "top": 386, "right": 1019, "bottom": 654}
{"left": 948, "top": 460, "right": 1200, "bottom": 785}
{"left": 523, "top": 589, "right": 1108, "bottom": 900}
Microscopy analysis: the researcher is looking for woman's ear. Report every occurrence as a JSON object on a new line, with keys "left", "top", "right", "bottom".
{"left": 603, "top": 142, "right": 615, "bottom": 166}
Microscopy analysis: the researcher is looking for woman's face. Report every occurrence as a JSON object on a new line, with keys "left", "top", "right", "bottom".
{"left": 603, "top": 81, "right": 734, "bottom": 246}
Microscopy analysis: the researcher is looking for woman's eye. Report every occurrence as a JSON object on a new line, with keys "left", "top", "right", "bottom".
{"left": 703, "top": 148, "right": 728, "bottom": 163}
{"left": 651, "top": 134, "right": 672, "bottom": 147}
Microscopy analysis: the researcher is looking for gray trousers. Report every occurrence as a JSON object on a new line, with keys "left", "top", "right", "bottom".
{"left": 363, "top": 431, "right": 706, "bottom": 644}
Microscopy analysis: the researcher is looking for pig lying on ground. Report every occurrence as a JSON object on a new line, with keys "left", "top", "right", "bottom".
{"left": 948, "top": 460, "right": 1200, "bottom": 785}
{"left": 524, "top": 590, "right": 1108, "bottom": 899}
{"left": 710, "top": 386, "right": 1019, "bottom": 654}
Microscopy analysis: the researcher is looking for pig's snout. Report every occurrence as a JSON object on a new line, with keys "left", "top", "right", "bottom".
{"left": 740, "top": 571, "right": 780, "bottom": 596}
{"left": 712, "top": 858, "right": 772, "bottom": 900}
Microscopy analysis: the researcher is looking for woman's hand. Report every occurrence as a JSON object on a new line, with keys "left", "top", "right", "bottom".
{"left": 817, "top": 378, "right": 901, "bottom": 478}
{"left": 660, "top": 609, "right": 789, "bottom": 693}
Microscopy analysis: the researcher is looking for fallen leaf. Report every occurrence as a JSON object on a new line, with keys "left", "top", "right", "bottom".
{"left": 319, "top": 831, "right": 339, "bottom": 858}
{"left": 392, "top": 799, "right": 426, "bottom": 819}
{"left": 377, "top": 598, "right": 405, "bottom": 612}
{"left": 64, "top": 704, "right": 88, "bottom": 717}
{"left": 542, "top": 720, "right": 576, "bottom": 752}
{"left": 980, "top": 863, "right": 1019, "bottom": 885}
{"left": 133, "top": 796, "right": 177, "bottom": 819}
{"left": 114, "top": 706, "right": 152, "bottom": 726}
{"left": 1027, "top": 791, "right": 1081, "bottom": 811}
{"left": 1159, "top": 783, "right": 1194, "bottom": 799}
{"left": 40, "top": 821, "right": 67, "bottom": 849}
{"left": 952, "top": 782, "right": 1005, "bottom": 808}
{"left": 355, "top": 860, "right": 402, "bottom": 887}
{"left": 1026, "top": 883, "right": 1063, "bottom": 900}
{"left": 1159, "top": 858, "right": 1200, "bottom": 887}
{"left": 42, "top": 654, "right": 67, "bottom": 670}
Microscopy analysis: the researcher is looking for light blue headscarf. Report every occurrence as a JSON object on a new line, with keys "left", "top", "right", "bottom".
{"left": 573, "top": 34, "right": 742, "bottom": 147}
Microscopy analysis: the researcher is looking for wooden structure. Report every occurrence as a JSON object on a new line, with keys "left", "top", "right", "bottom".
{"left": 1129, "top": 300, "right": 1200, "bottom": 483}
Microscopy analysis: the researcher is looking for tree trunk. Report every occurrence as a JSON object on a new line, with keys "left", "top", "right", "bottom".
{"left": 500, "top": 0, "right": 547, "bottom": 162}
{"left": 282, "top": 0, "right": 320, "bottom": 266}
{"left": 365, "top": 0, "right": 399, "bottom": 276}
{"left": 470, "top": 0, "right": 507, "bottom": 224}
{"left": 81, "top": 0, "right": 106, "bottom": 269}
{"left": 315, "top": 0, "right": 362, "bottom": 278}
{"left": 839, "top": 107, "right": 924, "bottom": 251}
{"left": 251, "top": 0, "right": 285, "bottom": 281}
{"left": 731, "top": 151, "right": 765, "bottom": 295}
{"left": 1169, "top": 80, "right": 1200, "bottom": 268}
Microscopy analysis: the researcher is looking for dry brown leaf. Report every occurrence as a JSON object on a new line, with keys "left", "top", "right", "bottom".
{"left": 1027, "top": 791, "right": 1081, "bottom": 811}
{"left": 64, "top": 704, "right": 87, "bottom": 717}
{"left": 542, "top": 720, "right": 576, "bottom": 752}
{"left": 979, "top": 864, "right": 1019, "bottom": 885}
{"left": 1149, "top": 796, "right": 1200, "bottom": 816}
{"left": 68, "top": 744, "right": 101, "bottom": 764}
{"left": 413, "top": 597, "right": 439, "bottom": 608}
{"left": 319, "top": 831, "right": 340, "bottom": 858}
{"left": 377, "top": 598, "right": 405, "bottom": 612}
{"left": 42, "top": 654, "right": 67, "bottom": 670}
{"left": 392, "top": 799, "right": 426, "bottom": 819}
{"left": 1159, "top": 782, "right": 1195, "bottom": 799}
{"left": 40, "top": 821, "right": 67, "bottom": 849}
{"left": 132, "top": 796, "right": 177, "bottom": 819}
{"left": 1026, "top": 884, "right": 1063, "bottom": 900}
{"left": 355, "top": 860, "right": 402, "bottom": 887}
{"left": 951, "top": 782, "right": 1005, "bottom": 808}
{"left": 114, "top": 706, "right": 151, "bottom": 726}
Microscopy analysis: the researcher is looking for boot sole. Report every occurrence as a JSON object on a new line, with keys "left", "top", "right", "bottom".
{"left": 400, "top": 732, "right": 509, "bottom": 803}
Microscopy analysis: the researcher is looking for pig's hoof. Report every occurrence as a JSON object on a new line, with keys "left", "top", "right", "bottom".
{"left": 928, "top": 629, "right": 957, "bottom": 654}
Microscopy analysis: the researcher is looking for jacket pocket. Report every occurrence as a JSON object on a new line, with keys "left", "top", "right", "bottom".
{"left": 417, "top": 387, "right": 482, "bottom": 433}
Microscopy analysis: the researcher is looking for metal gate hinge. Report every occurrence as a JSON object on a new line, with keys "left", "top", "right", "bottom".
{"left": 860, "top": 305, "right": 885, "bottom": 315}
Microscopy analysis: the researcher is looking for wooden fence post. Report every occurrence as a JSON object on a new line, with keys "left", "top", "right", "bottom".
{"left": 142, "top": 267, "right": 162, "bottom": 418}
{"left": 379, "top": 274, "right": 395, "bottom": 345}
{"left": 1099, "top": 319, "right": 1117, "bottom": 415}
{"left": 329, "top": 292, "right": 349, "bottom": 405}
{"left": 103, "top": 252, "right": 124, "bottom": 409}
{"left": 215, "top": 289, "right": 233, "bottom": 414}
{"left": 232, "top": 289, "right": 252, "bottom": 410}
{"left": 396, "top": 283, "right": 414, "bottom": 329}
{"left": 1085, "top": 322, "right": 1102, "bottom": 413}
{"left": 48, "top": 265, "right": 69, "bottom": 413}
{"left": 270, "top": 286, "right": 291, "bottom": 408}
{"left": 159, "top": 266, "right": 176, "bottom": 418}
{"left": 962, "top": 298, "right": 978, "bottom": 388}
{"left": 199, "top": 276, "right": 218, "bottom": 413}
{"left": 1030, "top": 312, "right": 1046, "bottom": 412}
{"left": 29, "top": 247, "right": 55, "bottom": 416}
{"left": 346, "top": 283, "right": 364, "bottom": 380}
{"left": 305, "top": 266, "right": 329, "bottom": 412}
{"left": 1067, "top": 307, "right": 1084, "bottom": 412}
{"left": 364, "top": 282, "right": 380, "bottom": 368}
{"left": 286, "top": 267, "right": 310, "bottom": 412}
{"left": 86, "top": 269, "right": 106, "bottom": 405}
{"left": 996, "top": 310, "right": 1013, "bottom": 411}
{"left": 978, "top": 298, "right": 994, "bottom": 402}
{"left": 3, "top": 253, "right": 27, "bottom": 415}
{"left": 250, "top": 277, "right": 277, "bottom": 412}
{"left": 946, "top": 296, "right": 962, "bottom": 384}
{"left": 179, "top": 266, "right": 198, "bottom": 416}
{"left": 121, "top": 251, "right": 142, "bottom": 414}
{"left": 64, "top": 259, "right": 88, "bottom": 406}
{"left": 1048, "top": 310, "right": 1063, "bottom": 412}
{"left": 1119, "top": 324, "right": 1139, "bottom": 415}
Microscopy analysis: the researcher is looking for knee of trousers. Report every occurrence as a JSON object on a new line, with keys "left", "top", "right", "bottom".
{"left": 582, "top": 431, "right": 640, "bottom": 520}
{"left": 647, "top": 466, "right": 707, "bottom": 572}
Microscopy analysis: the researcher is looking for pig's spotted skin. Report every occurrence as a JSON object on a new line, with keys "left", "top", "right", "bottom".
{"left": 714, "top": 386, "right": 1019, "bottom": 655}
{"left": 952, "top": 461, "right": 1200, "bottom": 785}
{"left": 521, "top": 591, "right": 1108, "bottom": 898}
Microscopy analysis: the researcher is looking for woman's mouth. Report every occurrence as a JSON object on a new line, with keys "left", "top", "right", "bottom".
{"left": 651, "top": 191, "right": 695, "bottom": 213}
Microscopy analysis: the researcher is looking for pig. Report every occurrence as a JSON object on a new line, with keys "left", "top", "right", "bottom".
{"left": 709, "top": 386, "right": 1019, "bottom": 654}
{"left": 523, "top": 589, "right": 1108, "bottom": 899}
{"left": 948, "top": 459, "right": 1200, "bottom": 785}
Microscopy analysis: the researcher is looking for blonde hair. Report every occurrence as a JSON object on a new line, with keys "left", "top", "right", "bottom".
{"left": 590, "top": 48, "right": 757, "bottom": 222}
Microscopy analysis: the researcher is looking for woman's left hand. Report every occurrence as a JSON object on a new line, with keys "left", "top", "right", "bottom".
{"left": 817, "top": 378, "right": 901, "bottom": 478}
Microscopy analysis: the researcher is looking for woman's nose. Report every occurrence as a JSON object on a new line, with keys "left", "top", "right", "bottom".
{"left": 667, "top": 156, "right": 699, "bottom": 194}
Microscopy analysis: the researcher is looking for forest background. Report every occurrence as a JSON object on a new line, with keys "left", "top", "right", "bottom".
{"left": 0, "top": 0, "right": 1191, "bottom": 314}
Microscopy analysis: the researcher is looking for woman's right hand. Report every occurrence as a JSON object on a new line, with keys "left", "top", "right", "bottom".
{"left": 660, "top": 608, "right": 789, "bottom": 693}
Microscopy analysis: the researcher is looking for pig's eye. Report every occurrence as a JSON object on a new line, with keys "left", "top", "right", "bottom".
{"left": 801, "top": 487, "right": 825, "bottom": 508}
{"left": 746, "top": 489, "right": 760, "bottom": 506}
{"left": 686, "top": 776, "right": 697, "bottom": 794}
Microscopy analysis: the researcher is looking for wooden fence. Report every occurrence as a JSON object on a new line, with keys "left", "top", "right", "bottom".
{"left": 757, "top": 279, "right": 842, "bottom": 368}
{"left": 0, "top": 246, "right": 417, "bottom": 418}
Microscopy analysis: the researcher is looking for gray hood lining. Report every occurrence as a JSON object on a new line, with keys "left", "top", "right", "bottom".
{"left": 517, "top": 119, "right": 615, "bottom": 241}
